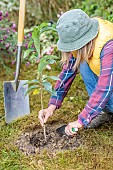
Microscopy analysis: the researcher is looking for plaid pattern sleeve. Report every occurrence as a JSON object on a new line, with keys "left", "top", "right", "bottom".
{"left": 49, "top": 54, "right": 77, "bottom": 109}
{"left": 78, "top": 41, "right": 113, "bottom": 126}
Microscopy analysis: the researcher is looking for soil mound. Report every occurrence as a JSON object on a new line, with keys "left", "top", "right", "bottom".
{"left": 15, "top": 124, "right": 82, "bottom": 156}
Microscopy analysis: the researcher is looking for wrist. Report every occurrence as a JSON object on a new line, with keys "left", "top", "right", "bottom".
{"left": 77, "top": 119, "right": 84, "bottom": 126}
{"left": 76, "top": 120, "right": 83, "bottom": 128}
{"left": 48, "top": 105, "right": 56, "bottom": 112}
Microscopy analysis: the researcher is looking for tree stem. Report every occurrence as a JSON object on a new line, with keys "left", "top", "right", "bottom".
{"left": 40, "top": 76, "right": 47, "bottom": 141}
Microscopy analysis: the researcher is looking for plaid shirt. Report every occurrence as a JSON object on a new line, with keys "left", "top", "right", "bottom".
{"left": 49, "top": 41, "right": 113, "bottom": 126}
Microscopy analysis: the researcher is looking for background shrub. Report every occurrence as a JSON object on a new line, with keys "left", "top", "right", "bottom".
{"left": 0, "top": 0, "right": 113, "bottom": 28}
{"left": 0, "top": 0, "right": 113, "bottom": 70}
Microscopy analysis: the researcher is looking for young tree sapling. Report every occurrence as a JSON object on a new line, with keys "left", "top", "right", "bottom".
{"left": 23, "top": 22, "right": 60, "bottom": 141}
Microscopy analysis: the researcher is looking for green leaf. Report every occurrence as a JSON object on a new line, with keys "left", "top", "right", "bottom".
{"left": 42, "top": 75, "right": 48, "bottom": 82}
{"left": 42, "top": 82, "right": 57, "bottom": 96}
{"left": 43, "top": 86, "right": 57, "bottom": 96}
{"left": 51, "top": 88, "right": 57, "bottom": 96}
{"left": 38, "top": 55, "right": 58, "bottom": 73}
{"left": 42, "top": 81, "right": 52, "bottom": 92}
{"left": 32, "top": 26, "right": 40, "bottom": 38}
{"left": 28, "top": 40, "right": 34, "bottom": 48}
{"left": 40, "top": 55, "right": 58, "bottom": 62}
{"left": 25, "top": 85, "right": 39, "bottom": 96}
{"left": 29, "top": 54, "right": 36, "bottom": 61}
{"left": 39, "top": 22, "right": 48, "bottom": 29}
{"left": 32, "top": 27, "right": 40, "bottom": 55}
{"left": 38, "top": 59, "right": 56, "bottom": 73}
{"left": 23, "top": 79, "right": 39, "bottom": 86}
{"left": 25, "top": 27, "right": 34, "bottom": 33}
{"left": 48, "top": 59, "right": 56, "bottom": 64}
{"left": 48, "top": 76, "right": 61, "bottom": 81}
{"left": 34, "top": 37, "right": 40, "bottom": 55}
{"left": 23, "top": 49, "right": 34, "bottom": 59}
{"left": 40, "top": 26, "right": 56, "bottom": 35}
{"left": 42, "top": 75, "right": 60, "bottom": 82}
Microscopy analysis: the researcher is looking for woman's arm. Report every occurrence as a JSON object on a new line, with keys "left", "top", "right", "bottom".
{"left": 78, "top": 41, "right": 113, "bottom": 126}
{"left": 49, "top": 54, "right": 77, "bottom": 109}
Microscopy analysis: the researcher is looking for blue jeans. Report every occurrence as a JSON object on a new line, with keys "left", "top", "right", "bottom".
{"left": 80, "top": 61, "right": 113, "bottom": 113}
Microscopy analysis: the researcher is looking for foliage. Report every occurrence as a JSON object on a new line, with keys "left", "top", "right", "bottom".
{"left": 24, "top": 22, "right": 59, "bottom": 96}
{"left": 74, "top": 0, "right": 113, "bottom": 22}
{"left": 0, "top": 0, "right": 113, "bottom": 28}
{"left": 0, "top": 11, "right": 17, "bottom": 70}
{"left": 0, "top": 0, "right": 19, "bottom": 24}
{"left": 0, "top": 10, "right": 59, "bottom": 72}
{"left": 23, "top": 23, "right": 59, "bottom": 66}
{"left": 0, "top": 0, "right": 72, "bottom": 27}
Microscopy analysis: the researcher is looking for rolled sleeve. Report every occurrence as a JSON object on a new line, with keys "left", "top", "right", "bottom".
{"left": 49, "top": 54, "right": 77, "bottom": 109}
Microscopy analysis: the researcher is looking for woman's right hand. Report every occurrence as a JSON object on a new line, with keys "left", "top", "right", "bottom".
{"left": 38, "top": 105, "right": 56, "bottom": 126}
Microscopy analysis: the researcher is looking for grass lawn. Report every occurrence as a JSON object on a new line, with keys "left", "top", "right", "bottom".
{"left": 0, "top": 63, "right": 113, "bottom": 170}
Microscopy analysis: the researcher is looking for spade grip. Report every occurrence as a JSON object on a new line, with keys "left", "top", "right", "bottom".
{"left": 18, "top": 0, "right": 26, "bottom": 46}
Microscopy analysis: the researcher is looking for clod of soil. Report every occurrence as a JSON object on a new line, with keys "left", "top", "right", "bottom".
{"left": 15, "top": 124, "right": 82, "bottom": 156}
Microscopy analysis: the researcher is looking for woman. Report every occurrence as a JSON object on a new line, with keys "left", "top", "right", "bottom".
{"left": 38, "top": 9, "right": 113, "bottom": 136}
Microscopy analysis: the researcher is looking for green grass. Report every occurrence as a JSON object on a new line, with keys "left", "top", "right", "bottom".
{"left": 0, "top": 63, "right": 113, "bottom": 170}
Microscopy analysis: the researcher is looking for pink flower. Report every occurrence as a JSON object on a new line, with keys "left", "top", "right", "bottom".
{"left": 12, "top": 60, "right": 16, "bottom": 65}
{"left": 25, "top": 43, "right": 28, "bottom": 49}
{"left": 0, "top": 11, "right": 2, "bottom": 16}
{"left": 0, "top": 16, "right": 2, "bottom": 21}
{"left": 4, "top": 12, "right": 8, "bottom": 17}
{"left": 13, "top": 49, "right": 17, "bottom": 53}
{"left": 26, "top": 62, "right": 30, "bottom": 67}
{"left": 11, "top": 23, "right": 16, "bottom": 29}
{"left": 12, "top": 29, "right": 16, "bottom": 33}
{"left": 24, "top": 36, "right": 27, "bottom": 39}
{"left": 5, "top": 43, "right": 10, "bottom": 49}
{"left": 28, "top": 32, "right": 32, "bottom": 37}
{"left": 6, "top": 28, "right": 10, "bottom": 34}
{"left": 3, "top": 35, "right": 8, "bottom": 40}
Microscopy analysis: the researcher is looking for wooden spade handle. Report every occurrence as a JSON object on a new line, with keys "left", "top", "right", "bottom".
{"left": 18, "top": 0, "right": 26, "bottom": 46}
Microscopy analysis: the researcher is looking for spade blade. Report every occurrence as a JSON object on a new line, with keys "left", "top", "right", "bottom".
{"left": 3, "top": 80, "right": 30, "bottom": 123}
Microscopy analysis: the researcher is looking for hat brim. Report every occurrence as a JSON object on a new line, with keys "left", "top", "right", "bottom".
{"left": 57, "top": 18, "right": 99, "bottom": 52}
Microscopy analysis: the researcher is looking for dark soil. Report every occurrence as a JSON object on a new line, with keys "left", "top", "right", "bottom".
{"left": 15, "top": 124, "right": 82, "bottom": 156}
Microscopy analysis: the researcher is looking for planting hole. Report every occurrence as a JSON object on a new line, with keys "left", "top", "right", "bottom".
{"left": 15, "top": 124, "right": 82, "bottom": 156}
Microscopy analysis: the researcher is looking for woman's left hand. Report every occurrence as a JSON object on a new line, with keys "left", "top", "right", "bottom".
{"left": 65, "top": 120, "right": 83, "bottom": 136}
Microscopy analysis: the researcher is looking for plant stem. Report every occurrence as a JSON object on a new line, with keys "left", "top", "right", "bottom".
{"left": 43, "top": 124, "right": 46, "bottom": 141}
{"left": 40, "top": 75, "right": 47, "bottom": 141}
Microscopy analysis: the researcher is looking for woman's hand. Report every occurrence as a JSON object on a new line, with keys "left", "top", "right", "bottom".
{"left": 38, "top": 105, "right": 56, "bottom": 126}
{"left": 65, "top": 120, "right": 83, "bottom": 136}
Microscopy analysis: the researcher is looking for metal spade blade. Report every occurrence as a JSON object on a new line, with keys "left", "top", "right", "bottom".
{"left": 3, "top": 80, "right": 30, "bottom": 123}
